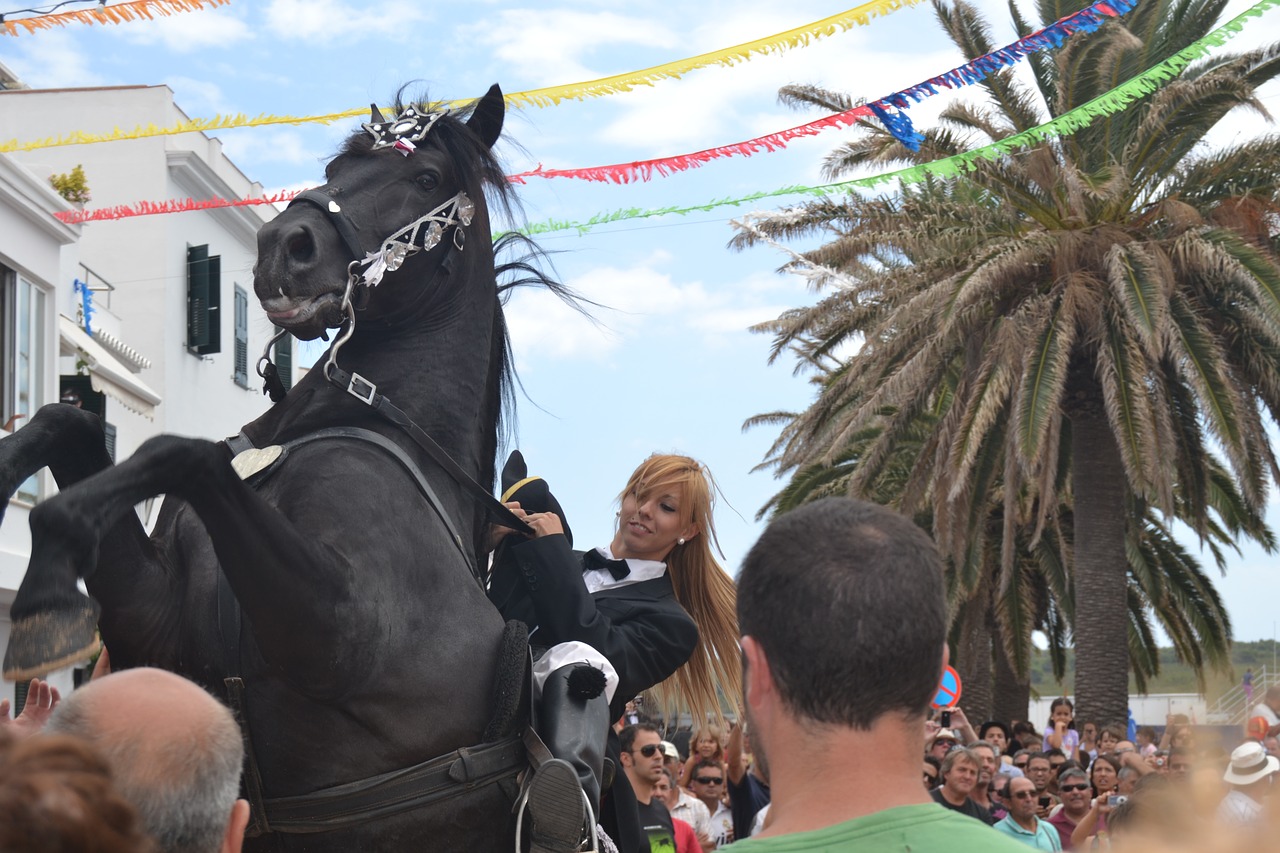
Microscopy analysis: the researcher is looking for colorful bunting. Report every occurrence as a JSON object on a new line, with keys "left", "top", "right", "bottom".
{"left": 513, "top": 0, "right": 1277, "bottom": 236}
{"left": 2, "top": 0, "right": 924, "bottom": 152}
{"left": 1, "top": 0, "right": 227, "bottom": 36}
{"left": 870, "top": 0, "right": 1138, "bottom": 149}
{"left": 48, "top": 0, "right": 1276, "bottom": 231}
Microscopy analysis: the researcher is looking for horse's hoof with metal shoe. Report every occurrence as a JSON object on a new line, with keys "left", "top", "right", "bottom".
{"left": 527, "top": 758, "right": 588, "bottom": 853}
{"left": 2, "top": 602, "right": 100, "bottom": 681}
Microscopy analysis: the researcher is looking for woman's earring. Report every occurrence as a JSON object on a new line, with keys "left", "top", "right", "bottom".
{"left": 678, "top": 538, "right": 686, "bottom": 546}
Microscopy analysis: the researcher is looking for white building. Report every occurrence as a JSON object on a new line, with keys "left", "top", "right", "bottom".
{"left": 0, "top": 75, "right": 284, "bottom": 703}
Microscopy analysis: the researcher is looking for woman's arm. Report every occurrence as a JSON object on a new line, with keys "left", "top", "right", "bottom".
{"left": 512, "top": 532, "right": 698, "bottom": 710}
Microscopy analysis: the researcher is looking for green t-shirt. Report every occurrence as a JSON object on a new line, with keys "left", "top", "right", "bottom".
{"left": 727, "top": 803, "right": 1036, "bottom": 852}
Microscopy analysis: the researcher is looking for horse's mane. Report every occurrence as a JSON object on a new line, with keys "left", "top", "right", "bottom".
{"left": 332, "top": 86, "right": 590, "bottom": 468}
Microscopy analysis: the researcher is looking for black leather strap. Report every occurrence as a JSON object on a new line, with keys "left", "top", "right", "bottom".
{"left": 261, "top": 733, "right": 526, "bottom": 833}
{"left": 288, "top": 189, "right": 366, "bottom": 263}
{"left": 326, "top": 365, "right": 535, "bottom": 538}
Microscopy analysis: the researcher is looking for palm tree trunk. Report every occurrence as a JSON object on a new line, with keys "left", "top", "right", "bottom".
{"left": 955, "top": 591, "right": 993, "bottom": 724}
{"left": 1069, "top": 384, "right": 1131, "bottom": 731}
{"left": 992, "top": 630, "right": 1031, "bottom": 728}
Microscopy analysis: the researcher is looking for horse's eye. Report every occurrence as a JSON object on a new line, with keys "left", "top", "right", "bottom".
{"left": 416, "top": 173, "right": 439, "bottom": 191}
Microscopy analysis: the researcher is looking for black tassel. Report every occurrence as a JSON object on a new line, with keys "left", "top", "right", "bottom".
{"left": 566, "top": 665, "right": 607, "bottom": 701}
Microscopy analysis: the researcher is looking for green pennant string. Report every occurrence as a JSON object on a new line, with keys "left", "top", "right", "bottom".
{"left": 512, "top": 0, "right": 1279, "bottom": 240}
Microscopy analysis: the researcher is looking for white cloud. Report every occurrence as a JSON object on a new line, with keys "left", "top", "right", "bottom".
{"left": 116, "top": 9, "right": 252, "bottom": 52}
{"left": 459, "top": 9, "right": 675, "bottom": 85}
{"left": 262, "top": 0, "right": 434, "bottom": 44}
{"left": 220, "top": 128, "right": 331, "bottom": 170}
{"left": 6, "top": 30, "right": 106, "bottom": 89}
{"left": 164, "top": 76, "right": 233, "bottom": 116}
{"left": 504, "top": 256, "right": 808, "bottom": 365}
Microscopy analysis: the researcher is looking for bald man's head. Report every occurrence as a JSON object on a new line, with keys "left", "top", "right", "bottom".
{"left": 46, "top": 668, "right": 247, "bottom": 853}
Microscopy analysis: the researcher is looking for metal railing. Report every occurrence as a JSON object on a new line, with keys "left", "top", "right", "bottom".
{"left": 1206, "top": 665, "right": 1278, "bottom": 725}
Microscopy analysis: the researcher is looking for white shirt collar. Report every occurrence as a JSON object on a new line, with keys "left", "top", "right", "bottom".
{"left": 582, "top": 544, "right": 667, "bottom": 594}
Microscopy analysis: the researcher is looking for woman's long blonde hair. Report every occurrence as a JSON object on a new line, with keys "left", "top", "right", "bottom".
{"left": 618, "top": 454, "right": 741, "bottom": 727}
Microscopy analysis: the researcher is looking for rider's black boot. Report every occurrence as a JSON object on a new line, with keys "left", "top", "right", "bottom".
{"left": 527, "top": 663, "right": 610, "bottom": 853}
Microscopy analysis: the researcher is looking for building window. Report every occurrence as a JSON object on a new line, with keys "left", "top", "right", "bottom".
{"left": 275, "top": 327, "right": 293, "bottom": 392}
{"left": 233, "top": 285, "right": 248, "bottom": 389}
{"left": 187, "top": 245, "right": 221, "bottom": 355}
{"left": 0, "top": 264, "right": 48, "bottom": 502}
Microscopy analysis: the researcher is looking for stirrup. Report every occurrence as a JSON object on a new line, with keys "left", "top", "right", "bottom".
{"left": 514, "top": 763, "right": 598, "bottom": 853}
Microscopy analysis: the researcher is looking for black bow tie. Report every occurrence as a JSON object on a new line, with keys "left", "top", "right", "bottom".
{"left": 582, "top": 549, "right": 631, "bottom": 581}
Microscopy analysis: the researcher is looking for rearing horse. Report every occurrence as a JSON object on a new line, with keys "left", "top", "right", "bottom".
{"left": 1, "top": 84, "right": 550, "bottom": 851}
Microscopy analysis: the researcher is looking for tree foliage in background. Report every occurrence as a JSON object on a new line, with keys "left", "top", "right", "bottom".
{"left": 737, "top": 0, "right": 1280, "bottom": 727}
{"left": 49, "top": 164, "right": 91, "bottom": 205}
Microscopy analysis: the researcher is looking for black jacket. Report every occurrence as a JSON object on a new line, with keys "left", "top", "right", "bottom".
{"left": 488, "top": 533, "right": 698, "bottom": 721}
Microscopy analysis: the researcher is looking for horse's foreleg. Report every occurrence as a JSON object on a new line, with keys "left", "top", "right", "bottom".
{"left": 0, "top": 404, "right": 113, "bottom": 511}
{"left": 4, "top": 435, "right": 377, "bottom": 693}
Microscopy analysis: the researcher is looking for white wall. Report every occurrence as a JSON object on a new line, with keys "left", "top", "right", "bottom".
{"left": 0, "top": 85, "right": 279, "bottom": 445}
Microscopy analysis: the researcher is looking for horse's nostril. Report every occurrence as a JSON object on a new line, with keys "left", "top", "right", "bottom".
{"left": 286, "top": 226, "right": 315, "bottom": 263}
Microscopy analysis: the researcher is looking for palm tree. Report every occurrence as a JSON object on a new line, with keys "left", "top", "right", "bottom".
{"left": 737, "top": 0, "right": 1280, "bottom": 727}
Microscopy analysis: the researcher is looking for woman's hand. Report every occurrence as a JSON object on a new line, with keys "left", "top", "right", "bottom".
{"left": 523, "top": 511, "right": 564, "bottom": 539}
{"left": 484, "top": 502, "right": 527, "bottom": 552}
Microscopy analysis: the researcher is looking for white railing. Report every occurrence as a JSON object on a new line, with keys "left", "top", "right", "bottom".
{"left": 1206, "top": 666, "right": 1278, "bottom": 725}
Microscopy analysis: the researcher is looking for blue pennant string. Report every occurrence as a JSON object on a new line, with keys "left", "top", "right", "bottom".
{"left": 868, "top": 0, "right": 1139, "bottom": 149}
{"left": 868, "top": 103, "right": 925, "bottom": 151}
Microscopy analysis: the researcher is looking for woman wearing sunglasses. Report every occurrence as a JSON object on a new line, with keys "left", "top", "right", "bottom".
{"left": 489, "top": 453, "right": 741, "bottom": 853}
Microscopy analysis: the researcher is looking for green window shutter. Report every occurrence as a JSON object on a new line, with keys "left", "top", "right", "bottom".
{"left": 103, "top": 421, "right": 117, "bottom": 462}
{"left": 187, "top": 246, "right": 222, "bottom": 355}
{"left": 274, "top": 327, "right": 293, "bottom": 391}
{"left": 234, "top": 285, "right": 248, "bottom": 388}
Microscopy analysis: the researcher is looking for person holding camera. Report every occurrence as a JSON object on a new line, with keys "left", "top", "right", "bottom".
{"left": 1068, "top": 785, "right": 1124, "bottom": 849}
{"left": 993, "top": 777, "right": 1063, "bottom": 850}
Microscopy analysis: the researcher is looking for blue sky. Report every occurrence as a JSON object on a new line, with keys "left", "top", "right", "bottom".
{"left": 3, "top": 0, "right": 1278, "bottom": 649}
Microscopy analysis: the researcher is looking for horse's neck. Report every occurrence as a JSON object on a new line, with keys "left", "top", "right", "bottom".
{"left": 243, "top": 285, "right": 500, "bottom": 488}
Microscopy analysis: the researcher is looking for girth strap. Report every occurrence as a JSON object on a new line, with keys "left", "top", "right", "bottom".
{"left": 259, "top": 733, "right": 527, "bottom": 834}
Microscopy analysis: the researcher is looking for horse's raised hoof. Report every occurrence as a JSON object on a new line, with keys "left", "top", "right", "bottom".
{"left": 2, "top": 606, "right": 100, "bottom": 682}
{"left": 527, "top": 758, "right": 587, "bottom": 853}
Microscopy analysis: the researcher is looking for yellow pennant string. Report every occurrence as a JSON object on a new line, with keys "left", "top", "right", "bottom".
{"left": 1, "top": 0, "right": 229, "bottom": 36}
{"left": 0, "top": 0, "right": 924, "bottom": 151}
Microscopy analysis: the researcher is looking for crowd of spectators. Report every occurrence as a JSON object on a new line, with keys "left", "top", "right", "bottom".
{"left": 2, "top": 496, "right": 1278, "bottom": 853}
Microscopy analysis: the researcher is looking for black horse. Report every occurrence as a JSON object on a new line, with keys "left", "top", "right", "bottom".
{"left": 0, "top": 84, "right": 559, "bottom": 851}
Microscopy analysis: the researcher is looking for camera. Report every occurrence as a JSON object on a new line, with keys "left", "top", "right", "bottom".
{"left": 1107, "top": 794, "right": 1127, "bottom": 807}
{"left": 939, "top": 710, "right": 951, "bottom": 727}
{"left": 1038, "top": 795, "right": 1051, "bottom": 809}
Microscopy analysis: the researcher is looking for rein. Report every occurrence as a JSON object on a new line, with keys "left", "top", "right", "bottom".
{"left": 259, "top": 175, "right": 535, "bottom": 542}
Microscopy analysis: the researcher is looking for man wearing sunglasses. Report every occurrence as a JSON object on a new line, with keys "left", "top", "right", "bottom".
{"left": 1046, "top": 767, "right": 1092, "bottom": 849}
{"left": 620, "top": 723, "right": 676, "bottom": 852}
{"left": 993, "top": 777, "right": 1062, "bottom": 850}
{"left": 689, "top": 758, "right": 734, "bottom": 848}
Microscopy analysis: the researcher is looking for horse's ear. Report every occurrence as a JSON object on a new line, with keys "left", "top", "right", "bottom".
{"left": 466, "top": 84, "right": 504, "bottom": 149}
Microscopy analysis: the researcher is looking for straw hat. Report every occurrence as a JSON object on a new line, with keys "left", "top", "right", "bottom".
{"left": 1222, "top": 741, "right": 1279, "bottom": 786}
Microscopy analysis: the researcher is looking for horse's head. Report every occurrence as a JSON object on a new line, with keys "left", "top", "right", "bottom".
{"left": 253, "top": 85, "right": 509, "bottom": 341}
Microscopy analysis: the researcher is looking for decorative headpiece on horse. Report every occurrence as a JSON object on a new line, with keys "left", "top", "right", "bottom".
{"left": 362, "top": 103, "right": 448, "bottom": 156}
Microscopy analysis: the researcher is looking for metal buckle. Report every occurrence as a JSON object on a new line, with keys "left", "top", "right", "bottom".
{"left": 347, "top": 372, "right": 377, "bottom": 405}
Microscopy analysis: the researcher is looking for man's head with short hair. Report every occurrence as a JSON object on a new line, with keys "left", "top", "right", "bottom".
{"left": 44, "top": 667, "right": 248, "bottom": 853}
{"left": 968, "top": 741, "right": 998, "bottom": 784}
{"left": 940, "top": 748, "right": 979, "bottom": 799}
{"left": 618, "top": 723, "right": 665, "bottom": 795}
{"left": 1057, "top": 767, "right": 1092, "bottom": 816}
{"left": 1006, "top": 776, "right": 1039, "bottom": 824}
{"left": 688, "top": 758, "right": 726, "bottom": 807}
{"left": 1025, "top": 753, "right": 1052, "bottom": 793}
{"left": 738, "top": 498, "right": 946, "bottom": 735}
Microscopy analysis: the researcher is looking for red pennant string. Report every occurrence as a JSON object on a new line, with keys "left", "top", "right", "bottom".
{"left": 54, "top": 105, "right": 878, "bottom": 223}
{"left": 507, "top": 106, "right": 873, "bottom": 184}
